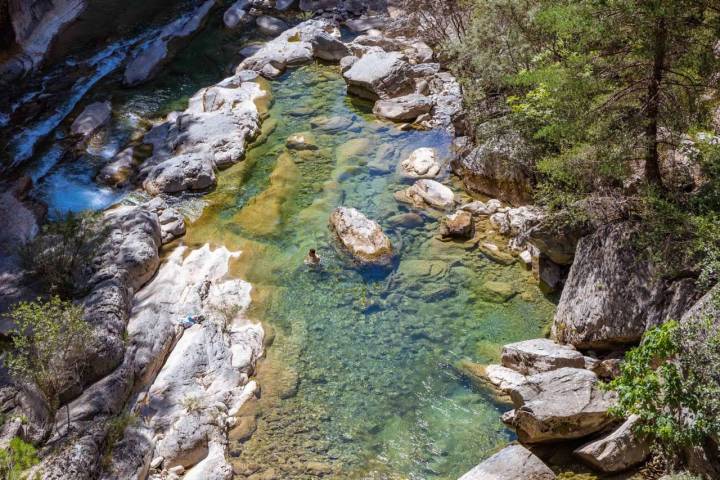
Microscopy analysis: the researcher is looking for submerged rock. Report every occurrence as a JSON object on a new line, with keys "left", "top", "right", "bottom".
{"left": 97, "top": 147, "right": 136, "bottom": 187}
{"left": 398, "top": 147, "right": 441, "bottom": 179}
{"left": 70, "top": 101, "right": 112, "bottom": 137}
{"left": 287, "top": 132, "right": 318, "bottom": 151}
{"left": 459, "top": 444, "right": 556, "bottom": 480}
{"left": 256, "top": 15, "right": 289, "bottom": 36}
{"left": 224, "top": 0, "right": 250, "bottom": 29}
{"left": 395, "top": 179, "right": 455, "bottom": 210}
{"left": 329, "top": 207, "right": 393, "bottom": 266}
{"left": 477, "top": 281, "right": 517, "bottom": 303}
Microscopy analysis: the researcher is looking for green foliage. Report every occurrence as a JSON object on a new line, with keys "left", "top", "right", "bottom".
{"left": 102, "top": 412, "right": 138, "bottom": 467}
{"left": 0, "top": 437, "right": 39, "bottom": 480}
{"left": 19, "top": 211, "right": 106, "bottom": 299}
{"left": 607, "top": 318, "right": 720, "bottom": 458}
{"left": 6, "top": 297, "right": 92, "bottom": 411}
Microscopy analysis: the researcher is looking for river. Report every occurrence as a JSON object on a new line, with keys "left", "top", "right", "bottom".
{"left": 8, "top": 13, "right": 556, "bottom": 480}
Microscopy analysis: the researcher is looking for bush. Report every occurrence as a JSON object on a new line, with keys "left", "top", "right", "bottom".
{"left": 6, "top": 297, "right": 92, "bottom": 412}
{"left": 606, "top": 313, "right": 720, "bottom": 466}
{"left": 0, "top": 437, "right": 39, "bottom": 480}
{"left": 19, "top": 211, "right": 106, "bottom": 299}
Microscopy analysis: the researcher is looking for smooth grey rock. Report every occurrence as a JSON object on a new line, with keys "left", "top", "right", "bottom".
{"left": 70, "top": 101, "right": 112, "bottom": 137}
{"left": 223, "top": 0, "right": 250, "bottom": 29}
{"left": 501, "top": 339, "right": 585, "bottom": 375}
{"left": 123, "top": 1, "right": 215, "bottom": 87}
{"left": 329, "top": 207, "right": 393, "bottom": 266}
{"left": 373, "top": 94, "right": 432, "bottom": 122}
{"left": 275, "top": 0, "right": 297, "bottom": 11}
{"left": 552, "top": 223, "right": 699, "bottom": 349}
{"left": 143, "top": 151, "right": 216, "bottom": 195}
{"left": 503, "top": 368, "right": 616, "bottom": 443}
{"left": 461, "top": 199, "right": 502, "bottom": 216}
{"left": 310, "top": 115, "right": 353, "bottom": 133}
{"left": 459, "top": 444, "right": 556, "bottom": 480}
{"left": 575, "top": 415, "right": 650, "bottom": 473}
{"left": 395, "top": 179, "right": 455, "bottom": 210}
{"left": 343, "top": 51, "right": 414, "bottom": 100}
{"left": 256, "top": 15, "right": 289, "bottom": 36}
{"left": 310, "top": 31, "right": 350, "bottom": 61}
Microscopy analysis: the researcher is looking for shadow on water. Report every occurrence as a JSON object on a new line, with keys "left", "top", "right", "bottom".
{"left": 184, "top": 64, "right": 557, "bottom": 480}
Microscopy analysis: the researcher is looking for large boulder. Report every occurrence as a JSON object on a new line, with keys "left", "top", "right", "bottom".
{"left": 143, "top": 151, "right": 217, "bottom": 195}
{"left": 459, "top": 444, "right": 556, "bottom": 480}
{"left": 552, "top": 223, "right": 699, "bottom": 349}
{"left": 574, "top": 415, "right": 650, "bottom": 473}
{"left": 394, "top": 179, "right": 455, "bottom": 210}
{"left": 342, "top": 51, "right": 415, "bottom": 100}
{"left": 329, "top": 207, "right": 393, "bottom": 266}
{"left": 503, "top": 368, "right": 617, "bottom": 443}
{"left": 373, "top": 94, "right": 432, "bottom": 122}
{"left": 123, "top": 0, "right": 215, "bottom": 87}
{"left": 70, "top": 101, "right": 112, "bottom": 137}
{"left": 501, "top": 339, "right": 585, "bottom": 375}
{"left": 452, "top": 126, "right": 535, "bottom": 205}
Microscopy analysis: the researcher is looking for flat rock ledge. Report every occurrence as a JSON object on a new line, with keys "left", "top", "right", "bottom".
{"left": 329, "top": 207, "right": 393, "bottom": 266}
{"left": 459, "top": 444, "right": 556, "bottom": 480}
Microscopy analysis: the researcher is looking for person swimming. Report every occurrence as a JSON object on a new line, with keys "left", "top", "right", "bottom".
{"left": 304, "top": 248, "right": 321, "bottom": 266}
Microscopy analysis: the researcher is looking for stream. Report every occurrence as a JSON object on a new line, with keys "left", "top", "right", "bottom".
{"left": 6, "top": 13, "right": 556, "bottom": 480}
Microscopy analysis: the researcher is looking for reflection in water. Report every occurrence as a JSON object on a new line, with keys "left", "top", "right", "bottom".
{"left": 185, "top": 65, "right": 556, "bottom": 479}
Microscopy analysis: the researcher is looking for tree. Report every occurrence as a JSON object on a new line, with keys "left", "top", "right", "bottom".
{"left": 19, "top": 211, "right": 106, "bottom": 299}
{"left": 445, "top": 0, "right": 720, "bottom": 199}
{"left": 6, "top": 297, "right": 92, "bottom": 426}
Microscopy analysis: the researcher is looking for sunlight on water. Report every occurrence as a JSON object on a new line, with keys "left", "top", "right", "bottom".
{"left": 184, "top": 64, "right": 556, "bottom": 480}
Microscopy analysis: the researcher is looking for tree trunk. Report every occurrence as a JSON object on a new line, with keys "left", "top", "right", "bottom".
{"left": 644, "top": 17, "right": 667, "bottom": 187}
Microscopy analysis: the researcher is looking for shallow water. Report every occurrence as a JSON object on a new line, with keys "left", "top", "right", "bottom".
{"left": 183, "top": 64, "right": 556, "bottom": 479}
{"left": 10, "top": 14, "right": 556, "bottom": 478}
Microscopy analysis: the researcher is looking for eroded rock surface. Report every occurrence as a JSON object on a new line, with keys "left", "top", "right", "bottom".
{"left": 503, "top": 368, "right": 616, "bottom": 443}
{"left": 552, "top": 223, "right": 698, "bottom": 349}
{"left": 501, "top": 339, "right": 585, "bottom": 375}
{"left": 574, "top": 415, "right": 650, "bottom": 473}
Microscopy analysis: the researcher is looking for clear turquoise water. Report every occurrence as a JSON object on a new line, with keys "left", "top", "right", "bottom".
{"left": 185, "top": 64, "right": 556, "bottom": 479}
{"left": 14, "top": 14, "right": 556, "bottom": 478}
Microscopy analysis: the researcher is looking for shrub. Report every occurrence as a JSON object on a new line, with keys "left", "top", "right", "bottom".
{"left": 606, "top": 314, "right": 720, "bottom": 466}
{"left": 0, "top": 437, "right": 39, "bottom": 480}
{"left": 6, "top": 297, "right": 92, "bottom": 413}
{"left": 19, "top": 211, "right": 106, "bottom": 299}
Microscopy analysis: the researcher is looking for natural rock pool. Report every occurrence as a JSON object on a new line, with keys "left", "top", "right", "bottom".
{"left": 181, "top": 64, "right": 556, "bottom": 479}
{"left": 12, "top": 16, "right": 556, "bottom": 479}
